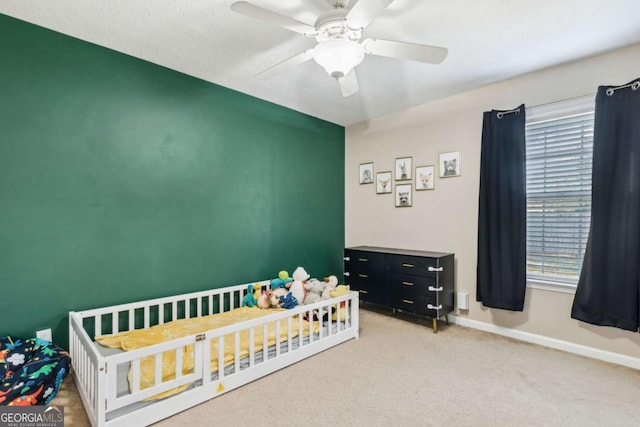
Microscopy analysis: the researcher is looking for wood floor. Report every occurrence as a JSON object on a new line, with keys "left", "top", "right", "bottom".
{"left": 50, "top": 374, "right": 91, "bottom": 427}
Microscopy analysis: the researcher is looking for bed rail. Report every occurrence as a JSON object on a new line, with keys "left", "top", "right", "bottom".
{"left": 69, "top": 311, "right": 106, "bottom": 427}
{"left": 73, "top": 280, "right": 270, "bottom": 337}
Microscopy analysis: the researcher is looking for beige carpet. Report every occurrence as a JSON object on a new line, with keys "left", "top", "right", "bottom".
{"left": 54, "top": 308, "right": 640, "bottom": 426}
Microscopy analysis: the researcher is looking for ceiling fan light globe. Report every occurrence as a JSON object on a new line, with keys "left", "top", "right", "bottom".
{"left": 312, "top": 39, "right": 364, "bottom": 78}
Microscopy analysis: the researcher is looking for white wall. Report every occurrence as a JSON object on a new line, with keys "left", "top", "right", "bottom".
{"left": 345, "top": 43, "right": 640, "bottom": 359}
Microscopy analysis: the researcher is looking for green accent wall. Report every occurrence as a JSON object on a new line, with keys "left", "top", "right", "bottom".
{"left": 0, "top": 14, "right": 345, "bottom": 348}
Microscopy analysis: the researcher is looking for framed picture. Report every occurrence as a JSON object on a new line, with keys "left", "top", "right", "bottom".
{"left": 395, "top": 157, "right": 412, "bottom": 181}
{"left": 376, "top": 171, "right": 392, "bottom": 194}
{"left": 415, "top": 165, "right": 435, "bottom": 190}
{"left": 395, "top": 184, "right": 412, "bottom": 207}
{"left": 439, "top": 151, "right": 461, "bottom": 178}
{"left": 359, "top": 162, "right": 374, "bottom": 184}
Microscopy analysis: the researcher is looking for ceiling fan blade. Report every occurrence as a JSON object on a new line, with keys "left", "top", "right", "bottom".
{"left": 363, "top": 38, "right": 448, "bottom": 64}
{"left": 337, "top": 70, "right": 359, "bottom": 97}
{"left": 231, "top": 1, "right": 318, "bottom": 36}
{"left": 255, "top": 49, "right": 315, "bottom": 80}
{"left": 345, "top": 0, "right": 395, "bottom": 30}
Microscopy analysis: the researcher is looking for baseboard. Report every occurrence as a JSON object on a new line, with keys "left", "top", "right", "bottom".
{"left": 449, "top": 315, "right": 640, "bottom": 370}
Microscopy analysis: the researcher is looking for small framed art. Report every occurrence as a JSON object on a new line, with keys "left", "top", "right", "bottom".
{"left": 415, "top": 165, "right": 435, "bottom": 190}
{"left": 376, "top": 171, "right": 392, "bottom": 194}
{"left": 395, "top": 184, "right": 412, "bottom": 207}
{"left": 359, "top": 162, "right": 374, "bottom": 184}
{"left": 439, "top": 151, "right": 461, "bottom": 178}
{"left": 395, "top": 157, "right": 412, "bottom": 181}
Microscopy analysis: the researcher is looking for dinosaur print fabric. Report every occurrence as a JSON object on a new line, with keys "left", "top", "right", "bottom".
{"left": 0, "top": 336, "right": 71, "bottom": 406}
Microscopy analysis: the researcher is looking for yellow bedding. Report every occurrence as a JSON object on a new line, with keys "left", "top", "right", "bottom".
{"left": 96, "top": 307, "right": 314, "bottom": 400}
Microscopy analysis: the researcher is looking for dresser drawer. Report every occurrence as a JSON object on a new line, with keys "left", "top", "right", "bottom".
{"left": 344, "top": 250, "right": 385, "bottom": 271}
{"left": 390, "top": 293, "right": 438, "bottom": 318}
{"left": 385, "top": 254, "right": 440, "bottom": 276}
{"left": 342, "top": 272, "right": 385, "bottom": 305}
{"left": 386, "top": 272, "right": 437, "bottom": 297}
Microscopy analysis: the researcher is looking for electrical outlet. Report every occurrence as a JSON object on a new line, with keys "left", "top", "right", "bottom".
{"left": 36, "top": 328, "right": 52, "bottom": 342}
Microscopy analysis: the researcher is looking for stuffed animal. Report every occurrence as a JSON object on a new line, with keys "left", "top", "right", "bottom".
{"left": 271, "top": 270, "right": 293, "bottom": 289}
{"left": 279, "top": 293, "right": 298, "bottom": 309}
{"left": 321, "top": 275, "right": 338, "bottom": 300}
{"left": 288, "top": 267, "right": 309, "bottom": 305}
{"left": 242, "top": 283, "right": 262, "bottom": 307}
{"left": 257, "top": 290, "right": 271, "bottom": 309}
{"left": 268, "top": 288, "right": 289, "bottom": 308}
{"left": 330, "top": 284, "right": 351, "bottom": 321}
{"left": 303, "top": 278, "right": 326, "bottom": 305}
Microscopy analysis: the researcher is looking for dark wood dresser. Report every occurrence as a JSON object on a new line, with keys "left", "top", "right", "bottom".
{"left": 344, "top": 246, "right": 454, "bottom": 333}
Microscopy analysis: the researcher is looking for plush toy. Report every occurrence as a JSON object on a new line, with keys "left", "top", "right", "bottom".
{"left": 321, "top": 275, "right": 338, "bottom": 300}
{"left": 257, "top": 290, "right": 271, "bottom": 309}
{"left": 242, "top": 283, "right": 262, "bottom": 307}
{"left": 330, "top": 284, "right": 351, "bottom": 321}
{"left": 303, "top": 278, "right": 326, "bottom": 305}
{"left": 279, "top": 293, "right": 298, "bottom": 309}
{"left": 271, "top": 270, "right": 293, "bottom": 289}
{"left": 268, "top": 288, "right": 289, "bottom": 308}
{"left": 288, "top": 267, "right": 309, "bottom": 305}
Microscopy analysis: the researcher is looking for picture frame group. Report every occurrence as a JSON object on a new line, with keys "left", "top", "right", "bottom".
{"left": 359, "top": 151, "right": 461, "bottom": 207}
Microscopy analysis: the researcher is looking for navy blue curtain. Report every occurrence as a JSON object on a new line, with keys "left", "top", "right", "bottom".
{"left": 571, "top": 78, "right": 640, "bottom": 332}
{"left": 477, "top": 105, "right": 526, "bottom": 310}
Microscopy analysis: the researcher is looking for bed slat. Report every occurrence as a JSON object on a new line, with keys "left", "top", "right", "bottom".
{"left": 234, "top": 331, "right": 240, "bottom": 371}
{"left": 262, "top": 323, "right": 268, "bottom": 362}
{"left": 218, "top": 336, "right": 225, "bottom": 380}
{"left": 275, "top": 321, "right": 281, "bottom": 357}
{"left": 144, "top": 306, "right": 150, "bottom": 328}
{"left": 113, "top": 312, "right": 119, "bottom": 334}
{"left": 95, "top": 315, "right": 102, "bottom": 337}
{"left": 132, "top": 359, "right": 141, "bottom": 393}
{"left": 155, "top": 354, "right": 162, "bottom": 386}
{"left": 287, "top": 316, "right": 292, "bottom": 353}
{"left": 175, "top": 348, "right": 183, "bottom": 379}
{"left": 249, "top": 328, "right": 255, "bottom": 367}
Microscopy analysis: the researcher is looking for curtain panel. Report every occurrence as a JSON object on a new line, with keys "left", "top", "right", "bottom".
{"left": 477, "top": 105, "right": 527, "bottom": 311}
{"left": 571, "top": 78, "right": 640, "bottom": 332}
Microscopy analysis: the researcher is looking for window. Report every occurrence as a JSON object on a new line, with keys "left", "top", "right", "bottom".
{"left": 525, "top": 96, "right": 594, "bottom": 286}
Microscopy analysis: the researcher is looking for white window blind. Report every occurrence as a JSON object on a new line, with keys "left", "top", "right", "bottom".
{"left": 526, "top": 95, "right": 595, "bottom": 285}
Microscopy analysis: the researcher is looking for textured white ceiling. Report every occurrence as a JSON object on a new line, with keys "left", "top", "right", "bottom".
{"left": 2, "top": 0, "right": 640, "bottom": 126}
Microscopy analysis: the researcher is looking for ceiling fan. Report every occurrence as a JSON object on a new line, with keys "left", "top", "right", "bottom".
{"left": 230, "top": 0, "right": 448, "bottom": 97}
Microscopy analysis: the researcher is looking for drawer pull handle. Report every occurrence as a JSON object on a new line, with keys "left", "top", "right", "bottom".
{"left": 358, "top": 290, "right": 369, "bottom": 294}
{"left": 428, "top": 286, "right": 443, "bottom": 292}
{"left": 402, "top": 299, "right": 414, "bottom": 304}
{"left": 427, "top": 304, "right": 443, "bottom": 310}
{"left": 343, "top": 272, "right": 350, "bottom": 277}
{"left": 343, "top": 256, "right": 351, "bottom": 261}
{"left": 402, "top": 281, "right": 414, "bottom": 286}
{"left": 358, "top": 274, "right": 368, "bottom": 278}
{"left": 402, "top": 263, "right": 414, "bottom": 268}
{"left": 428, "top": 266, "right": 443, "bottom": 272}
{"left": 358, "top": 258, "right": 368, "bottom": 262}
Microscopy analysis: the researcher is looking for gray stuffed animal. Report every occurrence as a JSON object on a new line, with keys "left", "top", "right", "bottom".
{"left": 303, "top": 278, "right": 326, "bottom": 305}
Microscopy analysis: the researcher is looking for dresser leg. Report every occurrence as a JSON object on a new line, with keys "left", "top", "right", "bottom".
{"left": 445, "top": 314, "right": 449, "bottom": 325}
{"left": 432, "top": 318, "right": 438, "bottom": 333}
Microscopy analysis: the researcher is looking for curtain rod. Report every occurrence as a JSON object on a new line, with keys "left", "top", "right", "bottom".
{"left": 606, "top": 80, "right": 640, "bottom": 96}
{"left": 496, "top": 107, "right": 521, "bottom": 119}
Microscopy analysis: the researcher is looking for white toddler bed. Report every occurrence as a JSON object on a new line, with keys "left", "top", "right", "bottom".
{"left": 69, "top": 279, "right": 360, "bottom": 427}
